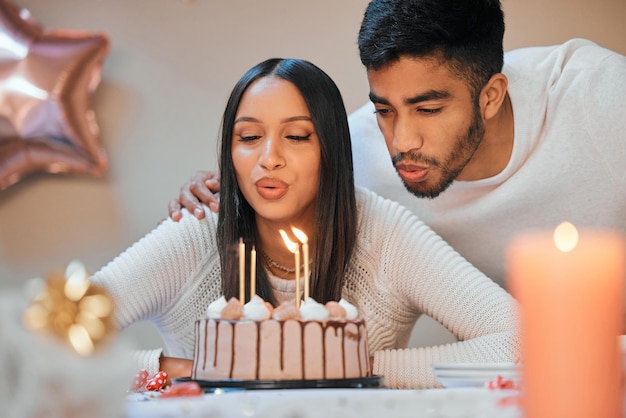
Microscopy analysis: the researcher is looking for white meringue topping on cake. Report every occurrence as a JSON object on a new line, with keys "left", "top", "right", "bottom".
{"left": 339, "top": 298, "right": 358, "bottom": 320}
{"left": 243, "top": 295, "right": 271, "bottom": 320}
{"left": 300, "top": 297, "right": 330, "bottom": 321}
{"left": 206, "top": 296, "right": 228, "bottom": 319}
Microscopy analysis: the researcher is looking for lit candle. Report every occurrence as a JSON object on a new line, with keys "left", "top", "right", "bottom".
{"left": 280, "top": 229, "right": 300, "bottom": 308}
{"left": 250, "top": 246, "right": 256, "bottom": 299}
{"left": 239, "top": 238, "right": 245, "bottom": 305}
{"left": 302, "top": 242, "right": 309, "bottom": 300}
{"left": 295, "top": 245, "right": 300, "bottom": 304}
{"left": 292, "top": 227, "right": 310, "bottom": 300}
{"left": 508, "top": 222, "right": 625, "bottom": 418}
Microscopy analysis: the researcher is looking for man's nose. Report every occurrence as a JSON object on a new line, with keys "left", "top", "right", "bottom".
{"left": 392, "top": 116, "right": 423, "bottom": 153}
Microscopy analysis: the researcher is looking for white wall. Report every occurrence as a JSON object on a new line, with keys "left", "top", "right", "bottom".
{"left": 1, "top": 0, "right": 625, "bottom": 349}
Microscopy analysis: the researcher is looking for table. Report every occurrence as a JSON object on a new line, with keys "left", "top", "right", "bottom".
{"left": 125, "top": 387, "right": 522, "bottom": 418}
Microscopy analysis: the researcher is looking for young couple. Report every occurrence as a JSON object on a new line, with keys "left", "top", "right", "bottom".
{"left": 92, "top": 0, "right": 626, "bottom": 389}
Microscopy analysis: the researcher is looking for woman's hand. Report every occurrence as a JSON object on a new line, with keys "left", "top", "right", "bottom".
{"left": 168, "top": 170, "right": 221, "bottom": 221}
{"left": 159, "top": 355, "right": 193, "bottom": 385}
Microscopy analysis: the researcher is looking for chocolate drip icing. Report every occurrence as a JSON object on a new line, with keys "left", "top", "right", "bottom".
{"left": 211, "top": 320, "right": 217, "bottom": 368}
{"left": 322, "top": 323, "right": 327, "bottom": 379}
{"left": 279, "top": 321, "right": 285, "bottom": 371}
{"left": 228, "top": 321, "right": 235, "bottom": 377}
{"left": 300, "top": 321, "right": 306, "bottom": 379}
{"left": 194, "top": 318, "right": 369, "bottom": 381}
{"left": 202, "top": 321, "right": 210, "bottom": 370}
{"left": 357, "top": 322, "right": 362, "bottom": 377}
{"left": 192, "top": 320, "right": 200, "bottom": 378}
{"left": 327, "top": 321, "right": 349, "bottom": 378}
{"left": 255, "top": 321, "right": 261, "bottom": 379}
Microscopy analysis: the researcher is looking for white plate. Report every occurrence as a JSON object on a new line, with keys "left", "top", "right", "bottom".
{"left": 433, "top": 362, "right": 518, "bottom": 371}
{"left": 433, "top": 363, "right": 520, "bottom": 388}
{"left": 434, "top": 369, "right": 519, "bottom": 378}
{"left": 436, "top": 377, "right": 493, "bottom": 388}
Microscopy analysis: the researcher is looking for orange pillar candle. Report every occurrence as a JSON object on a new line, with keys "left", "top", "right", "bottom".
{"left": 508, "top": 222, "right": 625, "bottom": 418}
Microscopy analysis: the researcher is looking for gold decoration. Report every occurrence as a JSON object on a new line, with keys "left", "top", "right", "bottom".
{"left": 22, "top": 260, "right": 115, "bottom": 356}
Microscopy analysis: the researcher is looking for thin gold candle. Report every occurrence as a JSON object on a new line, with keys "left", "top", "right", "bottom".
{"left": 250, "top": 246, "right": 256, "bottom": 298}
{"left": 280, "top": 229, "right": 300, "bottom": 308}
{"left": 295, "top": 244, "right": 300, "bottom": 304}
{"left": 292, "top": 227, "right": 309, "bottom": 301}
{"left": 239, "top": 238, "right": 245, "bottom": 305}
{"left": 302, "top": 242, "right": 309, "bottom": 300}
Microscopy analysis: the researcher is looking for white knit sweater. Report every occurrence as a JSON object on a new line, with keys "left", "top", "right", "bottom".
{"left": 91, "top": 187, "right": 519, "bottom": 389}
{"left": 348, "top": 39, "right": 626, "bottom": 288}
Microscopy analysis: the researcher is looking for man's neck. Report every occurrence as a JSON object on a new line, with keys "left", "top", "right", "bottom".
{"left": 459, "top": 93, "right": 514, "bottom": 181}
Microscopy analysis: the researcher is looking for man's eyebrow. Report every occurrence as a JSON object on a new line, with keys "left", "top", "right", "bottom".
{"left": 369, "top": 92, "right": 389, "bottom": 105}
{"left": 369, "top": 90, "right": 450, "bottom": 106}
{"left": 406, "top": 90, "right": 450, "bottom": 104}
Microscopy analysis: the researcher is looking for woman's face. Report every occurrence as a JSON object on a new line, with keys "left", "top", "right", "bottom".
{"left": 232, "top": 76, "right": 321, "bottom": 227}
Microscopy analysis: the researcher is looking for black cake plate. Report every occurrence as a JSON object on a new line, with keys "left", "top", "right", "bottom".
{"left": 173, "top": 375, "right": 384, "bottom": 393}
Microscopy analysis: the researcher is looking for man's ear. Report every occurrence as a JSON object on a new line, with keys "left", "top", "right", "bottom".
{"left": 480, "top": 73, "right": 508, "bottom": 121}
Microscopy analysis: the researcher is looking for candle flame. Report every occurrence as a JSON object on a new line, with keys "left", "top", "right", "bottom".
{"left": 280, "top": 229, "right": 298, "bottom": 253}
{"left": 554, "top": 221, "right": 578, "bottom": 252}
{"left": 291, "top": 227, "right": 308, "bottom": 243}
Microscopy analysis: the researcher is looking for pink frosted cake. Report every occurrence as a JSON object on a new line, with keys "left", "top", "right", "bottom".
{"left": 191, "top": 296, "right": 370, "bottom": 381}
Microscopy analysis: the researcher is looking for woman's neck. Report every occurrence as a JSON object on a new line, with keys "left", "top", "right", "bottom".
{"left": 255, "top": 218, "right": 314, "bottom": 280}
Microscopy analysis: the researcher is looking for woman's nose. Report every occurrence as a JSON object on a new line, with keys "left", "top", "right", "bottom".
{"left": 259, "top": 137, "right": 285, "bottom": 170}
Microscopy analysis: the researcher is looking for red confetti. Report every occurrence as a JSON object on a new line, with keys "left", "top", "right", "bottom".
{"left": 146, "top": 371, "right": 168, "bottom": 391}
{"left": 497, "top": 395, "right": 523, "bottom": 408}
{"left": 160, "top": 381, "right": 203, "bottom": 398}
{"left": 486, "top": 375, "right": 517, "bottom": 390}
{"left": 129, "top": 369, "right": 149, "bottom": 391}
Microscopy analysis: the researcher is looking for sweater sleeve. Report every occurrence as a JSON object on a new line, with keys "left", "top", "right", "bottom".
{"left": 90, "top": 209, "right": 216, "bottom": 328}
{"left": 130, "top": 349, "right": 163, "bottom": 377}
{"left": 358, "top": 189, "right": 520, "bottom": 388}
{"left": 583, "top": 50, "right": 626, "bottom": 189}
{"left": 89, "top": 209, "right": 218, "bottom": 372}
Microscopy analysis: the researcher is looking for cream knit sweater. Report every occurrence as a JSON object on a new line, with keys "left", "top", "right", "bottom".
{"left": 91, "top": 187, "right": 519, "bottom": 389}
{"left": 348, "top": 39, "right": 626, "bottom": 288}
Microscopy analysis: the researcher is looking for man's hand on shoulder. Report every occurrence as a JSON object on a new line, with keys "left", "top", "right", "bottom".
{"left": 168, "top": 170, "right": 221, "bottom": 222}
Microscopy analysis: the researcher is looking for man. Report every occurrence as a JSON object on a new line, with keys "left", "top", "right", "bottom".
{"left": 169, "top": 0, "right": 626, "bottom": 289}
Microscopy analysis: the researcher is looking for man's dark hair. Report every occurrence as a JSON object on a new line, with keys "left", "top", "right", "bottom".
{"left": 358, "top": 0, "right": 505, "bottom": 95}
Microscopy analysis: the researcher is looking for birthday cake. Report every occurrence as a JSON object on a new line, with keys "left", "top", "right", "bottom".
{"left": 191, "top": 296, "right": 371, "bottom": 381}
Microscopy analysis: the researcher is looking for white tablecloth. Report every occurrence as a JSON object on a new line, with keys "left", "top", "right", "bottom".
{"left": 125, "top": 387, "right": 521, "bottom": 418}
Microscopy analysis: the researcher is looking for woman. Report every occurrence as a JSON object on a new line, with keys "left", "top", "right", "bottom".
{"left": 91, "top": 58, "right": 519, "bottom": 389}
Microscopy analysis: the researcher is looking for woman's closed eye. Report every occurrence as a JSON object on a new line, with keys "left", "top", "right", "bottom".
{"left": 237, "top": 133, "right": 312, "bottom": 142}
{"left": 286, "top": 133, "right": 312, "bottom": 141}
{"left": 237, "top": 135, "right": 262, "bottom": 142}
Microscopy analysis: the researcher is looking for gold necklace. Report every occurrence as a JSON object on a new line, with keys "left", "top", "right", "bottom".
{"left": 262, "top": 252, "right": 311, "bottom": 274}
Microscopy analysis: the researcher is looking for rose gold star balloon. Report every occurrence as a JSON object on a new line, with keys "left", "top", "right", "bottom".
{"left": 0, "top": 0, "right": 110, "bottom": 191}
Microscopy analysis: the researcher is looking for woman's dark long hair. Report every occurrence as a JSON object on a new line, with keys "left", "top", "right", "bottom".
{"left": 217, "top": 58, "right": 356, "bottom": 305}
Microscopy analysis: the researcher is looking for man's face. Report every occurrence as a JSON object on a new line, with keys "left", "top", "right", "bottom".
{"left": 367, "top": 56, "right": 485, "bottom": 199}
